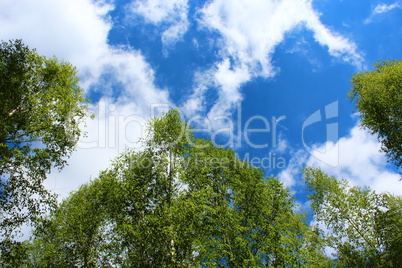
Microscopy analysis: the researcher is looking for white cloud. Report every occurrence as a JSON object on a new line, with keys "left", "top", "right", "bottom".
{"left": 182, "top": 59, "right": 249, "bottom": 133}
{"left": 365, "top": 2, "right": 401, "bottom": 24}
{"left": 0, "top": 0, "right": 112, "bottom": 85}
{"left": 0, "top": 0, "right": 170, "bottom": 200}
{"left": 45, "top": 98, "right": 150, "bottom": 199}
{"left": 99, "top": 47, "right": 169, "bottom": 113}
{"left": 128, "top": 0, "right": 189, "bottom": 49}
{"left": 274, "top": 135, "right": 290, "bottom": 154}
{"left": 185, "top": 0, "right": 363, "bottom": 123}
{"left": 307, "top": 124, "right": 401, "bottom": 195}
{"left": 182, "top": 69, "right": 215, "bottom": 117}
{"left": 373, "top": 2, "right": 401, "bottom": 14}
{"left": 278, "top": 149, "right": 308, "bottom": 188}
{"left": 280, "top": 123, "right": 401, "bottom": 195}
{"left": 199, "top": 0, "right": 363, "bottom": 71}
{"left": 206, "top": 59, "right": 250, "bottom": 127}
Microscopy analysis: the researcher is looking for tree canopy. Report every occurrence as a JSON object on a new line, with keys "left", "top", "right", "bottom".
{"left": 28, "top": 110, "right": 330, "bottom": 267}
{"left": 304, "top": 166, "right": 402, "bottom": 267}
{"left": 349, "top": 59, "right": 402, "bottom": 170}
{"left": 0, "top": 39, "right": 89, "bottom": 258}
{"left": 13, "top": 109, "right": 401, "bottom": 267}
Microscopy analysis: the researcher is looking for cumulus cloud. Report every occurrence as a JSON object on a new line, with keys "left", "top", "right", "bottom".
{"left": 128, "top": 0, "right": 189, "bottom": 49}
{"left": 97, "top": 47, "right": 169, "bottom": 113}
{"left": 200, "top": 0, "right": 363, "bottom": 71}
{"left": 182, "top": 59, "right": 249, "bottom": 133}
{"left": 278, "top": 150, "right": 308, "bottom": 188}
{"left": 45, "top": 98, "right": 151, "bottom": 199}
{"left": 279, "top": 123, "right": 401, "bottom": 195}
{"left": 185, "top": 0, "right": 364, "bottom": 123}
{"left": 182, "top": 69, "right": 215, "bottom": 117}
{"left": 365, "top": 2, "right": 401, "bottom": 24}
{"left": 206, "top": 59, "right": 250, "bottom": 127}
{"left": 0, "top": 0, "right": 111, "bottom": 84}
{"left": 0, "top": 0, "right": 170, "bottom": 199}
{"left": 373, "top": 2, "right": 401, "bottom": 14}
{"left": 307, "top": 125, "right": 401, "bottom": 195}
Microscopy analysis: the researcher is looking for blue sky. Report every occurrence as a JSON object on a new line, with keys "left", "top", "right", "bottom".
{"left": 1, "top": 0, "right": 401, "bottom": 203}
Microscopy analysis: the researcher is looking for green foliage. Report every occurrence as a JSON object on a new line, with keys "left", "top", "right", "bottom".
{"left": 304, "top": 166, "right": 402, "bottom": 267}
{"left": 28, "top": 180, "right": 112, "bottom": 267}
{"left": 0, "top": 239, "right": 30, "bottom": 268}
{"left": 349, "top": 59, "right": 402, "bottom": 169}
{"left": 0, "top": 39, "right": 89, "bottom": 262}
{"left": 29, "top": 110, "right": 329, "bottom": 267}
{"left": 375, "top": 194, "right": 402, "bottom": 267}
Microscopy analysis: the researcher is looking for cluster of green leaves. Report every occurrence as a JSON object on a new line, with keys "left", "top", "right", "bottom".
{"left": 0, "top": 39, "right": 89, "bottom": 262}
{"left": 304, "top": 167, "right": 402, "bottom": 267}
{"left": 349, "top": 59, "right": 402, "bottom": 169}
{"left": 28, "top": 110, "right": 330, "bottom": 267}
